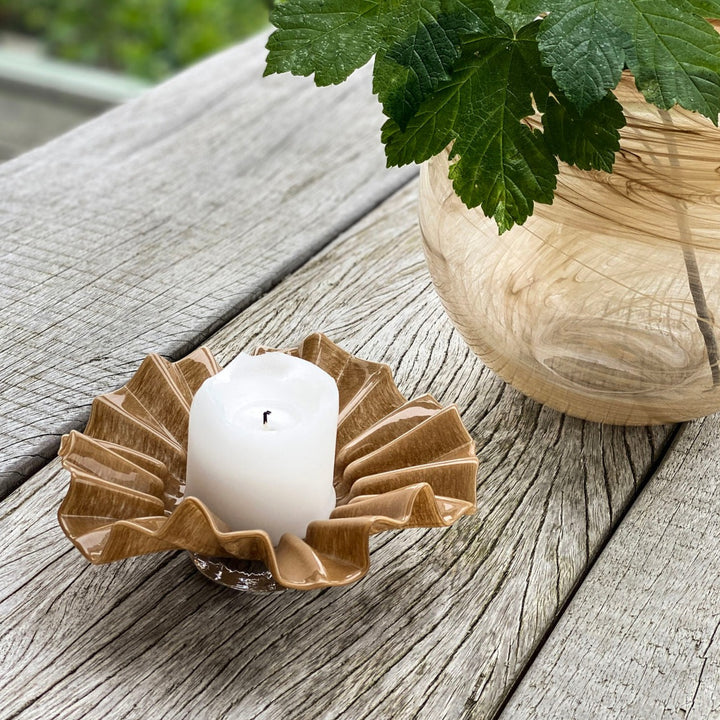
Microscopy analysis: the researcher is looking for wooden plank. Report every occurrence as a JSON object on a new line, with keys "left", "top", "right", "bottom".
{"left": 0, "top": 31, "right": 414, "bottom": 498}
{"left": 500, "top": 417, "right": 720, "bottom": 720}
{"left": 0, "top": 182, "right": 676, "bottom": 719}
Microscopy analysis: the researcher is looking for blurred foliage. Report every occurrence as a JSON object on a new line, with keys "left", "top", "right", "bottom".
{"left": 0, "top": 0, "right": 269, "bottom": 79}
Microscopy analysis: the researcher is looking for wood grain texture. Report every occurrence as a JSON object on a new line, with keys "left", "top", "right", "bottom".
{"left": 0, "top": 182, "right": 675, "bottom": 720}
{"left": 0, "top": 31, "right": 414, "bottom": 498}
{"left": 420, "top": 74, "right": 720, "bottom": 426}
{"left": 500, "top": 416, "right": 720, "bottom": 720}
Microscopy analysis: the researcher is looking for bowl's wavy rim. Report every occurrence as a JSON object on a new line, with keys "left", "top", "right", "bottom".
{"left": 57, "top": 333, "right": 478, "bottom": 590}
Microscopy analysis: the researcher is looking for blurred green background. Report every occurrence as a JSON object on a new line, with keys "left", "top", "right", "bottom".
{"left": 0, "top": 0, "right": 270, "bottom": 80}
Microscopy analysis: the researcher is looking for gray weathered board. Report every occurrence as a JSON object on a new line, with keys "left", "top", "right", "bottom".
{"left": 0, "top": 31, "right": 414, "bottom": 498}
{"left": 501, "top": 415, "right": 720, "bottom": 719}
{"left": 0, "top": 182, "right": 676, "bottom": 720}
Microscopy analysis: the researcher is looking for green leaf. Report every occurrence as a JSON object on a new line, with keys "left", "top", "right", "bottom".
{"left": 373, "top": 24, "right": 452, "bottom": 129}
{"left": 537, "top": 1, "right": 629, "bottom": 113}
{"left": 384, "top": 21, "right": 558, "bottom": 231}
{"left": 266, "top": 0, "right": 388, "bottom": 85}
{"left": 266, "top": 0, "right": 720, "bottom": 229}
{"left": 620, "top": 0, "right": 720, "bottom": 120}
{"left": 543, "top": 92, "right": 626, "bottom": 172}
{"left": 373, "top": 0, "right": 497, "bottom": 129}
{"left": 537, "top": 0, "right": 720, "bottom": 121}
{"left": 267, "top": 0, "right": 499, "bottom": 124}
{"left": 266, "top": 0, "right": 459, "bottom": 87}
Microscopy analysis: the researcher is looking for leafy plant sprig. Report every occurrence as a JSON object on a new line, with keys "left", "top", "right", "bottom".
{"left": 265, "top": 0, "right": 720, "bottom": 232}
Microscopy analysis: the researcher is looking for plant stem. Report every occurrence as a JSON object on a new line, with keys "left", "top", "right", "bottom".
{"left": 660, "top": 110, "right": 720, "bottom": 387}
{"left": 682, "top": 245, "right": 720, "bottom": 385}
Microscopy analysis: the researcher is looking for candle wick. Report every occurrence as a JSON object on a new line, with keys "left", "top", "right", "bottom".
{"left": 263, "top": 410, "right": 272, "bottom": 425}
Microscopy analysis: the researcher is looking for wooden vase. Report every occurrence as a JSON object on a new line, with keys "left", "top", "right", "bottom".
{"left": 419, "top": 74, "right": 720, "bottom": 425}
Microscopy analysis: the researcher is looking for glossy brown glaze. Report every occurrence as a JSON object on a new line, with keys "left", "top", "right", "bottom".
{"left": 58, "top": 334, "right": 478, "bottom": 590}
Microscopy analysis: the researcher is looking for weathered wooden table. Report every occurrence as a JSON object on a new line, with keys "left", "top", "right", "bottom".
{"left": 1, "top": 33, "right": 718, "bottom": 720}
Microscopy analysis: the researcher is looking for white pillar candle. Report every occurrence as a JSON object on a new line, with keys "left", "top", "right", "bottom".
{"left": 184, "top": 351, "right": 338, "bottom": 545}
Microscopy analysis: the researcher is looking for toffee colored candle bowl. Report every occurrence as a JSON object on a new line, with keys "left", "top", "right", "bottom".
{"left": 57, "top": 333, "right": 478, "bottom": 592}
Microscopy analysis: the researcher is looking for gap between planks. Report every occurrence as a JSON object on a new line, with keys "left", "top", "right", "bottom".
{"left": 495, "top": 420, "right": 687, "bottom": 719}
{"left": 501, "top": 411, "right": 720, "bottom": 719}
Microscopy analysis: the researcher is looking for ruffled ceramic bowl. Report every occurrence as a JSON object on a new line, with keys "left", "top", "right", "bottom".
{"left": 58, "top": 333, "right": 478, "bottom": 591}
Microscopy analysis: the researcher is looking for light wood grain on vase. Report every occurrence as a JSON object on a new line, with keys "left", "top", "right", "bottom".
{"left": 420, "top": 73, "right": 720, "bottom": 424}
